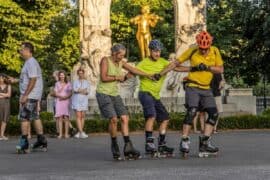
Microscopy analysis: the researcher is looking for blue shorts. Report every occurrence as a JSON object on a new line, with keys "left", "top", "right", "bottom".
{"left": 138, "top": 91, "right": 169, "bottom": 122}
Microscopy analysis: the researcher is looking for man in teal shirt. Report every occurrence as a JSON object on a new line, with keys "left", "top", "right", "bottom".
{"left": 136, "top": 40, "right": 175, "bottom": 156}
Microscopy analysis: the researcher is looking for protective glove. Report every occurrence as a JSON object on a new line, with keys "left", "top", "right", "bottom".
{"left": 190, "top": 63, "right": 209, "bottom": 72}
{"left": 153, "top": 73, "right": 161, "bottom": 81}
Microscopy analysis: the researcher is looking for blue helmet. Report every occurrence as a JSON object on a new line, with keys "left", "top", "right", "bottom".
{"left": 148, "top": 39, "right": 163, "bottom": 51}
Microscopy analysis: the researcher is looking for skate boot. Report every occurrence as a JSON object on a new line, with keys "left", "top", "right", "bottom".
{"left": 111, "top": 141, "right": 121, "bottom": 160}
{"left": 145, "top": 137, "right": 158, "bottom": 157}
{"left": 199, "top": 136, "right": 219, "bottom": 158}
{"left": 31, "top": 134, "right": 48, "bottom": 152}
{"left": 124, "top": 141, "right": 141, "bottom": 160}
{"left": 158, "top": 141, "right": 174, "bottom": 158}
{"left": 16, "top": 136, "right": 30, "bottom": 154}
{"left": 179, "top": 136, "right": 190, "bottom": 158}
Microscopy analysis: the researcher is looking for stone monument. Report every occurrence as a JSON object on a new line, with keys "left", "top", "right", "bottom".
{"left": 74, "top": 0, "right": 112, "bottom": 98}
{"left": 160, "top": 0, "right": 206, "bottom": 97}
{"left": 74, "top": 0, "right": 206, "bottom": 99}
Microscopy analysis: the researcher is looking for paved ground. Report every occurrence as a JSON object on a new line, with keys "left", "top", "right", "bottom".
{"left": 1, "top": 130, "right": 270, "bottom": 180}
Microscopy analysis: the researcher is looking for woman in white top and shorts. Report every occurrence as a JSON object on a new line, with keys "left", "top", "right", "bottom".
{"left": 72, "top": 69, "right": 90, "bottom": 138}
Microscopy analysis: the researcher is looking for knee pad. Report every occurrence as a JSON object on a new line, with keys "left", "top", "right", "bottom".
{"left": 205, "top": 107, "right": 218, "bottom": 126}
{"left": 183, "top": 107, "right": 198, "bottom": 125}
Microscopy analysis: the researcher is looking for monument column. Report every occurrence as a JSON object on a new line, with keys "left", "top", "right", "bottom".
{"left": 160, "top": 0, "right": 207, "bottom": 97}
{"left": 74, "top": 0, "right": 112, "bottom": 98}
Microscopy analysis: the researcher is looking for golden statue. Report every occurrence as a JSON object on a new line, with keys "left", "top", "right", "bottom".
{"left": 130, "top": 5, "right": 163, "bottom": 59}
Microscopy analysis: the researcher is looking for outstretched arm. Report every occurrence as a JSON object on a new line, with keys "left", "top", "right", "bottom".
{"left": 209, "top": 66, "right": 224, "bottom": 74}
{"left": 130, "top": 16, "right": 140, "bottom": 24}
{"left": 122, "top": 62, "right": 152, "bottom": 78}
{"left": 157, "top": 61, "right": 177, "bottom": 76}
{"left": 173, "top": 66, "right": 191, "bottom": 72}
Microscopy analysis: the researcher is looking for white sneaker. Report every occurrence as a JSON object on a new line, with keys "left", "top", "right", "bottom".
{"left": 80, "top": 132, "right": 88, "bottom": 139}
{"left": 74, "top": 132, "right": 80, "bottom": 139}
{"left": 1, "top": 136, "right": 8, "bottom": 141}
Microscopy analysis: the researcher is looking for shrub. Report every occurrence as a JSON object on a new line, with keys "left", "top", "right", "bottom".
{"left": 5, "top": 112, "right": 270, "bottom": 136}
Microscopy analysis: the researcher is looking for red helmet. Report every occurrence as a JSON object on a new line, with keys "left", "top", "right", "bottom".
{"left": 196, "top": 31, "right": 213, "bottom": 49}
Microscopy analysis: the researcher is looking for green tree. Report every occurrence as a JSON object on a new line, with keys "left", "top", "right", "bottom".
{"left": 42, "top": 3, "right": 79, "bottom": 88}
{"left": 207, "top": 0, "right": 270, "bottom": 86}
{"left": 0, "top": 0, "right": 66, "bottom": 73}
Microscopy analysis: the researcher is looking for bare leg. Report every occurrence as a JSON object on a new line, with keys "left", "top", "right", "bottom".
{"left": 64, "top": 116, "right": 70, "bottom": 138}
{"left": 199, "top": 112, "right": 205, "bottom": 132}
{"left": 33, "top": 119, "right": 43, "bottom": 135}
{"left": 120, "top": 115, "right": 129, "bottom": 136}
{"left": 193, "top": 113, "right": 199, "bottom": 133}
{"left": 159, "top": 120, "right": 168, "bottom": 134}
{"left": 58, "top": 117, "right": 63, "bottom": 138}
{"left": 109, "top": 117, "right": 118, "bottom": 138}
{"left": 21, "top": 121, "right": 30, "bottom": 136}
{"left": 145, "top": 117, "right": 155, "bottom": 132}
{"left": 56, "top": 119, "right": 59, "bottom": 134}
{"left": 28, "top": 123, "right": 32, "bottom": 139}
{"left": 76, "top": 111, "right": 83, "bottom": 133}
{"left": 214, "top": 119, "right": 219, "bottom": 133}
{"left": 182, "top": 124, "right": 192, "bottom": 137}
{"left": 0, "top": 122, "right": 7, "bottom": 139}
{"left": 204, "top": 124, "right": 214, "bottom": 137}
{"left": 81, "top": 111, "right": 85, "bottom": 132}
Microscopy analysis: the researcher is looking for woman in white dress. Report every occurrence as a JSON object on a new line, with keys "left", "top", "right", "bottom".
{"left": 72, "top": 69, "right": 90, "bottom": 138}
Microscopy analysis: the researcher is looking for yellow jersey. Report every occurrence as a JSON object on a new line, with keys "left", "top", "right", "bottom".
{"left": 178, "top": 46, "right": 223, "bottom": 89}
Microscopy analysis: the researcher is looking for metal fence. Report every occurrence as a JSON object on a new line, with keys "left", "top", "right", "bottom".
{"left": 256, "top": 96, "right": 270, "bottom": 114}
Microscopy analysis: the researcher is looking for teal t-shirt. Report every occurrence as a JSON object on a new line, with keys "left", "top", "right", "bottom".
{"left": 136, "top": 57, "right": 169, "bottom": 99}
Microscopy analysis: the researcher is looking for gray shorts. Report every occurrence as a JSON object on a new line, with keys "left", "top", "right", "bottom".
{"left": 185, "top": 86, "right": 216, "bottom": 109}
{"left": 19, "top": 99, "right": 39, "bottom": 121}
{"left": 96, "top": 92, "right": 128, "bottom": 119}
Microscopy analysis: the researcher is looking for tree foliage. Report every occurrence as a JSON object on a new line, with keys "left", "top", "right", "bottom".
{"left": 0, "top": 0, "right": 66, "bottom": 73}
{"left": 207, "top": 0, "right": 270, "bottom": 86}
{"left": 0, "top": 0, "right": 79, "bottom": 90}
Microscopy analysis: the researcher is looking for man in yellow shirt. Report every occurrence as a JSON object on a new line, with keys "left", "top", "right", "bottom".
{"left": 177, "top": 31, "right": 224, "bottom": 158}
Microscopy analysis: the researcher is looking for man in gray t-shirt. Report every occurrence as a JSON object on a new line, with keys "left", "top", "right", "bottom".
{"left": 19, "top": 57, "right": 43, "bottom": 100}
{"left": 14, "top": 42, "right": 48, "bottom": 153}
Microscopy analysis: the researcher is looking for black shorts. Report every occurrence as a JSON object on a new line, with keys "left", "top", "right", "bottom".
{"left": 138, "top": 91, "right": 169, "bottom": 122}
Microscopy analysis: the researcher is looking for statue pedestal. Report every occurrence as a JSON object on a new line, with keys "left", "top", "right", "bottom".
{"left": 226, "top": 88, "right": 253, "bottom": 96}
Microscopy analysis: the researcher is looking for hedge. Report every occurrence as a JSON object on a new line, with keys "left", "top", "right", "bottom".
{"left": 4, "top": 112, "right": 270, "bottom": 136}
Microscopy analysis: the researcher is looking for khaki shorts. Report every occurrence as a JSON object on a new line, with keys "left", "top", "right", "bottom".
{"left": 96, "top": 92, "right": 128, "bottom": 119}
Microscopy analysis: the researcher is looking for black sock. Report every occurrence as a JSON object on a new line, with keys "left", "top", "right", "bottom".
{"left": 159, "top": 134, "right": 166, "bottom": 144}
{"left": 202, "top": 136, "right": 210, "bottom": 141}
{"left": 145, "top": 131, "right": 153, "bottom": 140}
{"left": 123, "top": 136, "right": 130, "bottom": 143}
{"left": 111, "top": 137, "right": 117, "bottom": 144}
